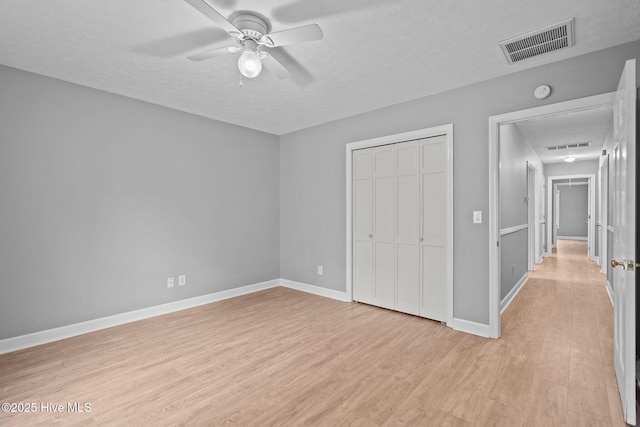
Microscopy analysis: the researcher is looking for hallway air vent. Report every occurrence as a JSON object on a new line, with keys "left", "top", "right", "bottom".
{"left": 499, "top": 18, "right": 574, "bottom": 64}
{"left": 545, "top": 142, "right": 591, "bottom": 151}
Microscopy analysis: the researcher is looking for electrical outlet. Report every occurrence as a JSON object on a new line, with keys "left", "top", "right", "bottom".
{"left": 167, "top": 277, "right": 174, "bottom": 288}
{"left": 178, "top": 274, "right": 186, "bottom": 286}
{"left": 317, "top": 266, "right": 323, "bottom": 275}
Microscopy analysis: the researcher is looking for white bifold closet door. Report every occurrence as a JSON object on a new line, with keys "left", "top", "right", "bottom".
{"left": 353, "top": 136, "right": 446, "bottom": 321}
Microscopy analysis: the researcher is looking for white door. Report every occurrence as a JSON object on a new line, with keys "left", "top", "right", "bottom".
{"left": 420, "top": 136, "right": 447, "bottom": 321}
{"left": 527, "top": 164, "right": 535, "bottom": 270}
{"left": 599, "top": 157, "right": 609, "bottom": 274}
{"left": 551, "top": 184, "right": 560, "bottom": 248}
{"left": 373, "top": 146, "right": 396, "bottom": 309}
{"left": 537, "top": 174, "right": 545, "bottom": 261}
{"left": 395, "top": 141, "right": 420, "bottom": 315}
{"left": 587, "top": 181, "right": 593, "bottom": 259}
{"left": 352, "top": 136, "right": 448, "bottom": 321}
{"left": 611, "top": 59, "right": 636, "bottom": 425}
{"left": 352, "top": 149, "right": 374, "bottom": 305}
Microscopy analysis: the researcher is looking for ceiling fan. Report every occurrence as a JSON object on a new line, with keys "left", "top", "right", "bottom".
{"left": 183, "top": 0, "right": 324, "bottom": 79}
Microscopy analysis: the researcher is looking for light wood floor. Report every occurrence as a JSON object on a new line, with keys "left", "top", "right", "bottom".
{"left": 0, "top": 240, "right": 627, "bottom": 426}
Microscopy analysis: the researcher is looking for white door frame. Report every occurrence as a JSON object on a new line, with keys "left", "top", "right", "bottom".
{"left": 553, "top": 183, "right": 560, "bottom": 248}
{"left": 598, "top": 154, "right": 609, "bottom": 275}
{"left": 546, "top": 176, "right": 595, "bottom": 257}
{"left": 527, "top": 163, "right": 536, "bottom": 271}
{"left": 488, "top": 92, "right": 615, "bottom": 338}
{"left": 346, "top": 124, "right": 454, "bottom": 327}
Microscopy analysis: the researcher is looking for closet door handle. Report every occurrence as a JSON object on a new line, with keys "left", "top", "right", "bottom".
{"left": 420, "top": 237, "right": 424, "bottom": 242}
{"left": 369, "top": 233, "right": 373, "bottom": 238}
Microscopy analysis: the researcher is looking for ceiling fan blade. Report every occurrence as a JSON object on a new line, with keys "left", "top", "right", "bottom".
{"left": 261, "top": 53, "right": 292, "bottom": 79}
{"left": 187, "top": 45, "right": 237, "bottom": 61}
{"left": 183, "top": 0, "right": 243, "bottom": 39}
{"left": 261, "top": 24, "right": 323, "bottom": 47}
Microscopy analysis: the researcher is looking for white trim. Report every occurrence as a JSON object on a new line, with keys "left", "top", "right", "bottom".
{"left": 500, "top": 224, "right": 528, "bottom": 236}
{"left": 280, "top": 279, "right": 349, "bottom": 302}
{"left": 345, "top": 124, "right": 454, "bottom": 327}
{"left": 536, "top": 255, "right": 544, "bottom": 264}
{"left": 526, "top": 163, "right": 536, "bottom": 272}
{"left": 594, "top": 256, "right": 600, "bottom": 265}
{"left": 489, "top": 91, "right": 615, "bottom": 340}
{"left": 451, "top": 318, "right": 491, "bottom": 338}
{"left": 606, "top": 280, "right": 614, "bottom": 306}
{"left": 556, "top": 236, "right": 588, "bottom": 241}
{"left": 0, "top": 279, "right": 281, "bottom": 355}
{"left": 0, "top": 278, "right": 352, "bottom": 354}
{"left": 555, "top": 182, "right": 588, "bottom": 186}
{"left": 598, "top": 155, "right": 609, "bottom": 275}
{"left": 500, "top": 275, "right": 528, "bottom": 314}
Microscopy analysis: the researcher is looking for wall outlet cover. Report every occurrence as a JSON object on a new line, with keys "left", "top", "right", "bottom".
{"left": 167, "top": 277, "right": 175, "bottom": 288}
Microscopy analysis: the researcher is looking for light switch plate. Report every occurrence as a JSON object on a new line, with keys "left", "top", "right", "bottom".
{"left": 178, "top": 274, "right": 186, "bottom": 286}
{"left": 473, "top": 211, "right": 482, "bottom": 224}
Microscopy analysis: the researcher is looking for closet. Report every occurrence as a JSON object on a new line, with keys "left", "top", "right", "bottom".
{"left": 352, "top": 135, "right": 446, "bottom": 321}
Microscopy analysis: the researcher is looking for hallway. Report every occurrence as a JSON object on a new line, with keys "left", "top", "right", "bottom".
{"left": 497, "top": 239, "right": 626, "bottom": 426}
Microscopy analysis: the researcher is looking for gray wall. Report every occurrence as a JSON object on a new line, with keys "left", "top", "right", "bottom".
{"left": 557, "top": 185, "right": 589, "bottom": 238}
{"left": 545, "top": 159, "right": 599, "bottom": 176}
{"left": 499, "top": 124, "right": 542, "bottom": 301}
{"left": 280, "top": 40, "right": 640, "bottom": 325}
{"left": 0, "top": 66, "right": 280, "bottom": 339}
{"left": 500, "top": 232, "right": 528, "bottom": 300}
{"left": 500, "top": 124, "right": 528, "bottom": 230}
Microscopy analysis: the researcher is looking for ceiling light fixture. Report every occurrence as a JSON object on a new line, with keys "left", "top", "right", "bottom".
{"left": 237, "top": 40, "right": 262, "bottom": 79}
{"left": 563, "top": 156, "right": 575, "bottom": 163}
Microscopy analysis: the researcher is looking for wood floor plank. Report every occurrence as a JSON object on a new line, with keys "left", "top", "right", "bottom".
{"left": 521, "top": 377, "right": 568, "bottom": 427}
{"left": 0, "top": 240, "right": 626, "bottom": 426}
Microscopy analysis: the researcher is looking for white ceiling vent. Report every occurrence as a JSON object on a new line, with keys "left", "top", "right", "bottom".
{"left": 499, "top": 18, "right": 574, "bottom": 64}
{"left": 545, "top": 142, "right": 591, "bottom": 151}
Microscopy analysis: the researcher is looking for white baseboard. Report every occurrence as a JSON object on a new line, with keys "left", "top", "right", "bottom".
{"left": 280, "top": 279, "right": 350, "bottom": 302}
{"left": 451, "top": 317, "right": 492, "bottom": 338}
{"left": 556, "top": 236, "right": 588, "bottom": 241}
{"left": 500, "top": 275, "right": 528, "bottom": 315}
{"left": 606, "top": 280, "right": 614, "bottom": 307}
{"left": 0, "top": 279, "right": 281, "bottom": 355}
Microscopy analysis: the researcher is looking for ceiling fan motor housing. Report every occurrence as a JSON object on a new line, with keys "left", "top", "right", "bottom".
{"left": 232, "top": 13, "right": 268, "bottom": 40}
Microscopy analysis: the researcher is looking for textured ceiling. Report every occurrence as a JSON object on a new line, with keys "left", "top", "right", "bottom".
{"left": 0, "top": 0, "right": 639, "bottom": 135}
{"left": 514, "top": 106, "right": 612, "bottom": 164}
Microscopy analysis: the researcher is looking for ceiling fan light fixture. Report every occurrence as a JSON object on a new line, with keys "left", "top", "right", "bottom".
{"left": 238, "top": 48, "right": 262, "bottom": 78}
{"left": 563, "top": 156, "right": 576, "bottom": 163}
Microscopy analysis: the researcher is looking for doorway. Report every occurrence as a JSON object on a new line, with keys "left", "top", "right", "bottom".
{"left": 546, "top": 174, "right": 596, "bottom": 259}
{"left": 489, "top": 91, "right": 615, "bottom": 339}
{"left": 490, "top": 60, "right": 637, "bottom": 425}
